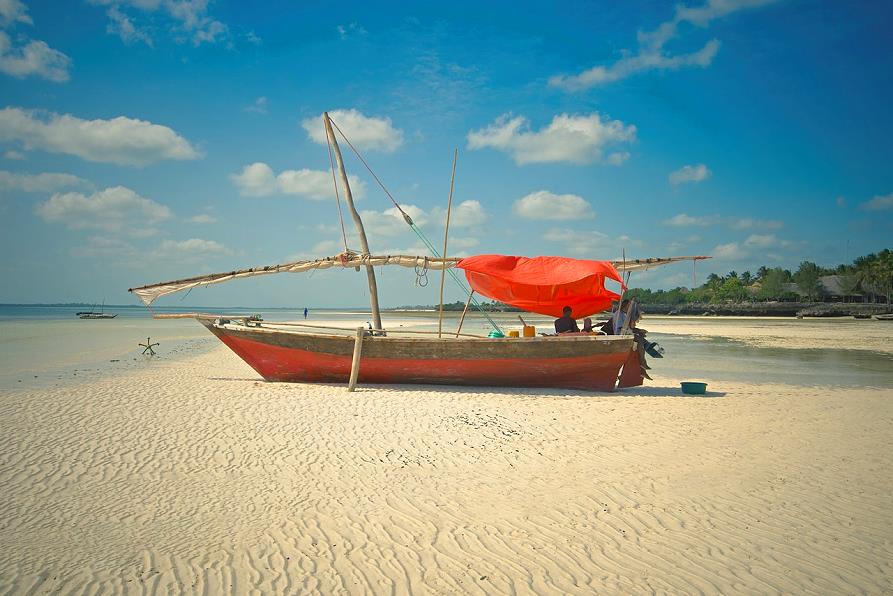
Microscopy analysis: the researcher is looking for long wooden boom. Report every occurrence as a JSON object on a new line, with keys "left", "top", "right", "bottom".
{"left": 128, "top": 254, "right": 709, "bottom": 307}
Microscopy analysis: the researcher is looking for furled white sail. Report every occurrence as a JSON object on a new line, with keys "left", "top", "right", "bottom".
{"left": 129, "top": 254, "right": 458, "bottom": 306}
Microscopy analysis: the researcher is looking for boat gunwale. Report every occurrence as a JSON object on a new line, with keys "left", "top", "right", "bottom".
{"left": 211, "top": 320, "right": 634, "bottom": 344}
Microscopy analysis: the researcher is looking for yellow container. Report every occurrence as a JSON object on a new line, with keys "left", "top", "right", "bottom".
{"left": 507, "top": 330, "right": 520, "bottom": 338}
{"left": 523, "top": 325, "right": 536, "bottom": 337}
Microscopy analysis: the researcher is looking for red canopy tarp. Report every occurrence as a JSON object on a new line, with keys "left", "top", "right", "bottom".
{"left": 456, "top": 254, "right": 624, "bottom": 318}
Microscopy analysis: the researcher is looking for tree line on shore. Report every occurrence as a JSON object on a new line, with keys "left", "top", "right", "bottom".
{"left": 626, "top": 249, "right": 892, "bottom": 305}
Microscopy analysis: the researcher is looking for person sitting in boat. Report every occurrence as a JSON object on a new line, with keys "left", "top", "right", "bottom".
{"left": 554, "top": 305, "right": 580, "bottom": 333}
{"left": 612, "top": 299, "right": 638, "bottom": 334}
{"left": 581, "top": 317, "right": 594, "bottom": 333}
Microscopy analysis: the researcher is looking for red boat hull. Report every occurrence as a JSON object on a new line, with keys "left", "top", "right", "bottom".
{"left": 201, "top": 321, "right": 638, "bottom": 391}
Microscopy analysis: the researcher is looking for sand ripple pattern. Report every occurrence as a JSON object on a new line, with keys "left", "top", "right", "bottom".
{"left": 1, "top": 347, "right": 892, "bottom": 594}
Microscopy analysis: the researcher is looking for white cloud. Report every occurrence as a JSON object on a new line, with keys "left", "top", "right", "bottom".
{"left": 191, "top": 20, "right": 226, "bottom": 45}
{"left": 0, "top": 31, "right": 71, "bottom": 82}
{"left": 713, "top": 242, "right": 746, "bottom": 260}
{"left": 449, "top": 236, "right": 480, "bottom": 250}
{"left": 302, "top": 109, "right": 404, "bottom": 153}
{"left": 0, "top": 170, "right": 91, "bottom": 192}
{"left": 667, "top": 233, "right": 703, "bottom": 253}
{"left": 3, "top": 149, "right": 23, "bottom": 160}
{"left": 105, "top": 5, "right": 152, "bottom": 46}
{"left": 664, "top": 213, "right": 783, "bottom": 230}
{"left": 666, "top": 242, "right": 685, "bottom": 252}
{"left": 337, "top": 22, "right": 366, "bottom": 39}
{"left": 730, "top": 217, "right": 783, "bottom": 230}
{"left": 0, "top": 0, "right": 32, "bottom": 26}
{"left": 550, "top": 0, "right": 778, "bottom": 90}
{"left": 157, "top": 238, "right": 231, "bottom": 256}
{"left": 450, "top": 199, "right": 487, "bottom": 227}
{"left": 669, "top": 163, "right": 711, "bottom": 185}
{"left": 663, "top": 213, "right": 719, "bottom": 227}
{"left": 313, "top": 202, "right": 485, "bottom": 256}
{"left": 312, "top": 239, "right": 343, "bottom": 254}
{"left": 551, "top": 40, "right": 719, "bottom": 91}
{"left": 89, "top": 0, "right": 229, "bottom": 46}
{"left": 360, "top": 204, "right": 427, "bottom": 236}
{"left": 859, "top": 192, "right": 893, "bottom": 211}
{"left": 71, "top": 235, "right": 137, "bottom": 258}
{"left": 0, "top": 107, "right": 200, "bottom": 165}
{"left": 230, "top": 162, "right": 275, "bottom": 196}
{"left": 244, "top": 96, "right": 267, "bottom": 114}
{"left": 35, "top": 186, "right": 172, "bottom": 231}
{"left": 230, "top": 162, "right": 366, "bottom": 200}
{"left": 743, "top": 234, "right": 778, "bottom": 248}
{"left": 513, "top": 190, "right": 594, "bottom": 220}
{"left": 607, "top": 151, "right": 630, "bottom": 166}
{"left": 430, "top": 199, "right": 488, "bottom": 228}
{"left": 278, "top": 168, "right": 364, "bottom": 200}
{"left": 543, "top": 227, "right": 638, "bottom": 257}
{"left": 467, "top": 113, "right": 636, "bottom": 165}
{"left": 188, "top": 213, "right": 216, "bottom": 224}
{"left": 244, "top": 30, "right": 261, "bottom": 45}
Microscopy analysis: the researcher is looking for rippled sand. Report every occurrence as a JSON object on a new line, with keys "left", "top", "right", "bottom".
{"left": 1, "top": 343, "right": 891, "bottom": 594}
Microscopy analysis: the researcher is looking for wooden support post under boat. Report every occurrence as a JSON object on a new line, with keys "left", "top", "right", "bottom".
{"left": 438, "top": 149, "right": 458, "bottom": 338}
{"left": 348, "top": 327, "right": 364, "bottom": 391}
{"left": 455, "top": 290, "right": 474, "bottom": 337}
{"left": 323, "top": 112, "right": 384, "bottom": 332}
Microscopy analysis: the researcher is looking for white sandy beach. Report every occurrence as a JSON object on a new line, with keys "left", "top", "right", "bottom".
{"left": 1, "top": 338, "right": 891, "bottom": 594}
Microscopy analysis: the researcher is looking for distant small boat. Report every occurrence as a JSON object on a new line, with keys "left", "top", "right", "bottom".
{"left": 853, "top": 313, "right": 871, "bottom": 319}
{"left": 874, "top": 314, "right": 893, "bottom": 321}
{"left": 78, "top": 300, "right": 116, "bottom": 319}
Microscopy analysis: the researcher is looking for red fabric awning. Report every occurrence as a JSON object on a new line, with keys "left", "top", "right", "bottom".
{"left": 456, "top": 254, "right": 624, "bottom": 318}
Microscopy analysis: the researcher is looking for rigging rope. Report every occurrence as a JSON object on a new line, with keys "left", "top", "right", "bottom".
{"left": 325, "top": 121, "right": 350, "bottom": 253}
{"left": 414, "top": 257, "right": 429, "bottom": 287}
{"left": 328, "top": 116, "right": 502, "bottom": 333}
{"left": 329, "top": 118, "right": 413, "bottom": 223}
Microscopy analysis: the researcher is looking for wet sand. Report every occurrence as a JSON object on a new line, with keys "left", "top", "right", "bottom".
{"left": 1, "top": 340, "right": 891, "bottom": 593}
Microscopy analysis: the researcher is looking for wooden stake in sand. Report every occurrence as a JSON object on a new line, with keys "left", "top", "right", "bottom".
{"left": 348, "top": 327, "right": 365, "bottom": 392}
{"left": 455, "top": 291, "right": 474, "bottom": 337}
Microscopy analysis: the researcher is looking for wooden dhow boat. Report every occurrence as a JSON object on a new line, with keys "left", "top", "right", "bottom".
{"left": 129, "top": 113, "right": 707, "bottom": 392}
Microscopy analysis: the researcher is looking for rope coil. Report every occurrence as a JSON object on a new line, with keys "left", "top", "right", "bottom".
{"left": 414, "top": 257, "right": 429, "bottom": 287}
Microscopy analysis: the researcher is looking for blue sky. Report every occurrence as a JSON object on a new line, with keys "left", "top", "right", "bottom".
{"left": 1, "top": 0, "right": 891, "bottom": 307}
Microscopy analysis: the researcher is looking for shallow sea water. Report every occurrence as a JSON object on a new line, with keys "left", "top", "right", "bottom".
{"left": 0, "top": 306, "right": 890, "bottom": 391}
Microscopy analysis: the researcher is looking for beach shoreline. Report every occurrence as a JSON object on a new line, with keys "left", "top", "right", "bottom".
{"left": 1, "top": 341, "right": 891, "bottom": 593}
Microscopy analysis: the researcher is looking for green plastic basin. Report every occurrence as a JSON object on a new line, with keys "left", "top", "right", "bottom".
{"left": 681, "top": 381, "right": 708, "bottom": 395}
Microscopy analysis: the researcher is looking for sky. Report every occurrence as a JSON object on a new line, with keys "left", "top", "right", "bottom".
{"left": 0, "top": 0, "right": 891, "bottom": 308}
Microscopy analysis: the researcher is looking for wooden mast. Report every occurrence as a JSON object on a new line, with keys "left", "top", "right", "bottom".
{"left": 438, "top": 149, "right": 458, "bottom": 338}
{"left": 323, "top": 112, "right": 383, "bottom": 331}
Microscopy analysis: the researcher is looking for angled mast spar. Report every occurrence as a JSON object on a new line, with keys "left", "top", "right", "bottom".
{"left": 323, "top": 112, "right": 383, "bottom": 331}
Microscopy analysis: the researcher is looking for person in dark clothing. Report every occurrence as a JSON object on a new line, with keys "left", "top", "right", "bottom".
{"left": 554, "top": 305, "right": 580, "bottom": 333}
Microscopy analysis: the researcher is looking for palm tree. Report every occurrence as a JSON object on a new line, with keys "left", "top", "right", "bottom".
{"left": 794, "top": 261, "right": 823, "bottom": 301}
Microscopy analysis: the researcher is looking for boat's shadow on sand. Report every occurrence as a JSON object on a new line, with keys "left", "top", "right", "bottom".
{"left": 206, "top": 377, "right": 725, "bottom": 398}
{"left": 617, "top": 386, "right": 726, "bottom": 398}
